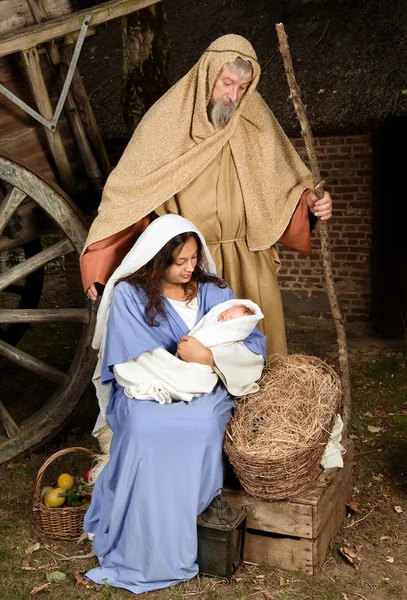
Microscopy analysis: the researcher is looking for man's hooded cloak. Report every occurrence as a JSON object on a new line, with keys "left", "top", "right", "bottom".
{"left": 83, "top": 34, "right": 313, "bottom": 253}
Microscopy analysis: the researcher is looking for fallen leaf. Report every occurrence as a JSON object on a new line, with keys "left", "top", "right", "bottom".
{"left": 21, "top": 559, "right": 36, "bottom": 571}
{"left": 318, "top": 88, "right": 325, "bottom": 94}
{"left": 367, "top": 425, "right": 382, "bottom": 433}
{"left": 364, "top": 411, "right": 374, "bottom": 418}
{"left": 46, "top": 571, "right": 66, "bottom": 583}
{"left": 25, "top": 542, "right": 41, "bottom": 554}
{"left": 346, "top": 501, "right": 361, "bottom": 514}
{"left": 6, "top": 462, "right": 27, "bottom": 469}
{"left": 74, "top": 571, "right": 94, "bottom": 587}
{"left": 355, "top": 544, "right": 363, "bottom": 552}
{"left": 401, "top": 89, "right": 407, "bottom": 95}
{"left": 340, "top": 546, "right": 362, "bottom": 570}
{"left": 394, "top": 506, "right": 404, "bottom": 514}
{"left": 349, "top": 434, "right": 359, "bottom": 440}
{"left": 384, "top": 556, "right": 394, "bottom": 563}
{"left": 262, "top": 592, "right": 274, "bottom": 599}
{"left": 30, "top": 582, "right": 51, "bottom": 595}
{"left": 279, "top": 575, "right": 286, "bottom": 587}
{"left": 380, "top": 535, "right": 390, "bottom": 541}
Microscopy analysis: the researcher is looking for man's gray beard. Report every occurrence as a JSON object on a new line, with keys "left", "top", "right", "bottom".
{"left": 209, "top": 98, "right": 238, "bottom": 129}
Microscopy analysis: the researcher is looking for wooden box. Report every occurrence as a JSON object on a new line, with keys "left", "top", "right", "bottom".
{"left": 224, "top": 438, "right": 354, "bottom": 574}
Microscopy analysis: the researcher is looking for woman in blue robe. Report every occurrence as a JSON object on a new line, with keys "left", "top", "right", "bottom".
{"left": 84, "top": 215, "right": 266, "bottom": 594}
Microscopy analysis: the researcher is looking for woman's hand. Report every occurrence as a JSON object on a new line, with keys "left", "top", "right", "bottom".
{"left": 177, "top": 335, "right": 214, "bottom": 366}
{"left": 306, "top": 189, "right": 333, "bottom": 221}
{"left": 86, "top": 284, "right": 99, "bottom": 302}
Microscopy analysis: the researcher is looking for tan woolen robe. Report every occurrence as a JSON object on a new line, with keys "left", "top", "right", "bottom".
{"left": 81, "top": 143, "right": 312, "bottom": 357}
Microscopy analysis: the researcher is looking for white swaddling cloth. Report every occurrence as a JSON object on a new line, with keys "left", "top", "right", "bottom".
{"left": 114, "top": 298, "right": 264, "bottom": 404}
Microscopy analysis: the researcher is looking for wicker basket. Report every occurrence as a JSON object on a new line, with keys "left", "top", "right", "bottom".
{"left": 224, "top": 429, "right": 332, "bottom": 501}
{"left": 33, "top": 447, "right": 94, "bottom": 540}
{"left": 224, "top": 356, "right": 341, "bottom": 501}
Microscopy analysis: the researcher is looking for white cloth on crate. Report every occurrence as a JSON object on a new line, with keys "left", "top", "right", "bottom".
{"left": 320, "top": 414, "right": 345, "bottom": 469}
{"left": 114, "top": 298, "right": 264, "bottom": 404}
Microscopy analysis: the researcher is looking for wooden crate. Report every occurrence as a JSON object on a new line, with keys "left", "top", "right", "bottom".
{"left": 224, "top": 438, "right": 354, "bottom": 574}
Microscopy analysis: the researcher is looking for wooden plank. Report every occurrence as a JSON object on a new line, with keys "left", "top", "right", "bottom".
{"left": 0, "top": 400, "right": 20, "bottom": 438}
{"left": 312, "top": 492, "right": 348, "bottom": 574}
{"left": 0, "top": 308, "right": 90, "bottom": 323}
{"left": 25, "top": 1, "right": 104, "bottom": 189}
{"left": 21, "top": 46, "right": 77, "bottom": 194}
{"left": 244, "top": 531, "right": 314, "bottom": 574}
{"left": 0, "top": 237, "right": 74, "bottom": 291}
{"left": 0, "top": 187, "right": 26, "bottom": 235}
{"left": 0, "top": 337, "right": 71, "bottom": 387}
{"left": 313, "top": 439, "right": 354, "bottom": 537}
{"left": 0, "top": 0, "right": 74, "bottom": 37}
{"left": 0, "top": 0, "right": 161, "bottom": 58}
{"left": 60, "top": 45, "right": 111, "bottom": 177}
{"left": 224, "top": 488, "right": 314, "bottom": 539}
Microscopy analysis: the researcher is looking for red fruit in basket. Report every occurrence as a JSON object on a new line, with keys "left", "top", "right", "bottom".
{"left": 82, "top": 469, "right": 91, "bottom": 483}
{"left": 84, "top": 493, "right": 92, "bottom": 501}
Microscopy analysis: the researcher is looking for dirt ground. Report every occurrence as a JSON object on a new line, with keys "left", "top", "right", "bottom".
{"left": 0, "top": 273, "right": 406, "bottom": 600}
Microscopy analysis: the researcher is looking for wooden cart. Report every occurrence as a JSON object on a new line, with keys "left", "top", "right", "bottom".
{"left": 0, "top": 0, "right": 162, "bottom": 464}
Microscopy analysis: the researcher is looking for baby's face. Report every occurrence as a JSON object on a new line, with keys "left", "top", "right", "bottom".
{"left": 218, "top": 305, "right": 249, "bottom": 322}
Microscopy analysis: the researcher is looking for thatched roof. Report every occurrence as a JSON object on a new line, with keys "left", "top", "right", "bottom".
{"left": 165, "top": 0, "right": 407, "bottom": 136}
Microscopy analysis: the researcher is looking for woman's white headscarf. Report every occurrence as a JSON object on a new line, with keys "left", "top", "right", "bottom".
{"left": 93, "top": 214, "right": 217, "bottom": 350}
{"left": 91, "top": 215, "right": 217, "bottom": 434}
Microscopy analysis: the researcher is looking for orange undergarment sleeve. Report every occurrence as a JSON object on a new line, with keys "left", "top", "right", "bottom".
{"left": 80, "top": 217, "right": 150, "bottom": 292}
{"left": 278, "top": 190, "right": 313, "bottom": 256}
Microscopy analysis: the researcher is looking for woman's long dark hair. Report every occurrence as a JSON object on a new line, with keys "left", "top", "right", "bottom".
{"left": 117, "top": 232, "right": 226, "bottom": 326}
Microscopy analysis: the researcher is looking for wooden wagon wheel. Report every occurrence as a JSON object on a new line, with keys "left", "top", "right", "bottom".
{"left": 0, "top": 154, "right": 97, "bottom": 465}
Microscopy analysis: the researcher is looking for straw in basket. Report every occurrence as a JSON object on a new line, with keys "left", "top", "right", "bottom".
{"left": 224, "top": 354, "right": 342, "bottom": 501}
{"left": 33, "top": 447, "right": 95, "bottom": 541}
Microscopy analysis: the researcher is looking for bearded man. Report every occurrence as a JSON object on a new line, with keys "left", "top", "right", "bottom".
{"left": 81, "top": 35, "right": 332, "bottom": 356}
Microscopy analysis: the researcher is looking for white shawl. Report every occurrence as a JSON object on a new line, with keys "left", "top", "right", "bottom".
{"left": 114, "top": 298, "right": 264, "bottom": 404}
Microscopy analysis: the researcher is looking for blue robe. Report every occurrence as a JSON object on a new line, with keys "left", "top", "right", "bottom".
{"left": 84, "top": 280, "right": 266, "bottom": 594}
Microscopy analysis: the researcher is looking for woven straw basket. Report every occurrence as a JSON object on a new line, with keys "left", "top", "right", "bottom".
{"left": 224, "top": 356, "right": 341, "bottom": 501}
{"left": 33, "top": 447, "right": 94, "bottom": 540}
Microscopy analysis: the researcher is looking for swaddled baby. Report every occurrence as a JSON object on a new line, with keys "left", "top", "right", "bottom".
{"left": 114, "top": 298, "right": 264, "bottom": 403}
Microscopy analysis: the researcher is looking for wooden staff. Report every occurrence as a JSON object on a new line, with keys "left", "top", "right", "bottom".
{"left": 275, "top": 23, "right": 351, "bottom": 429}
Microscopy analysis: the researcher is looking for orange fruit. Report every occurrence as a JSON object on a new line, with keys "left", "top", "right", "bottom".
{"left": 57, "top": 473, "right": 74, "bottom": 490}
{"left": 44, "top": 487, "right": 66, "bottom": 508}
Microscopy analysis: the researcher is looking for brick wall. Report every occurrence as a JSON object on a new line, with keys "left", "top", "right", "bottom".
{"left": 276, "top": 134, "right": 372, "bottom": 325}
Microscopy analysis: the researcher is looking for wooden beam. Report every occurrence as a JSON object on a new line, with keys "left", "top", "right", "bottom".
{"left": 60, "top": 45, "right": 111, "bottom": 177}
{"left": 27, "top": 1, "right": 105, "bottom": 188}
{"left": 0, "top": 338, "right": 71, "bottom": 387}
{"left": 0, "top": 0, "right": 161, "bottom": 59}
{"left": 0, "top": 187, "right": 26, "bottom": 236}
{"left": 21, "top": 46, "right": 77, "bottom": 195}
{"left": 0, "top": 308, "right": 90, "bottom": 324}
{"left": 0, "top": 237, "right": 74, "bottom": 292}
{"left": 0, "top": 401, "right": 20, "bottom": 439}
